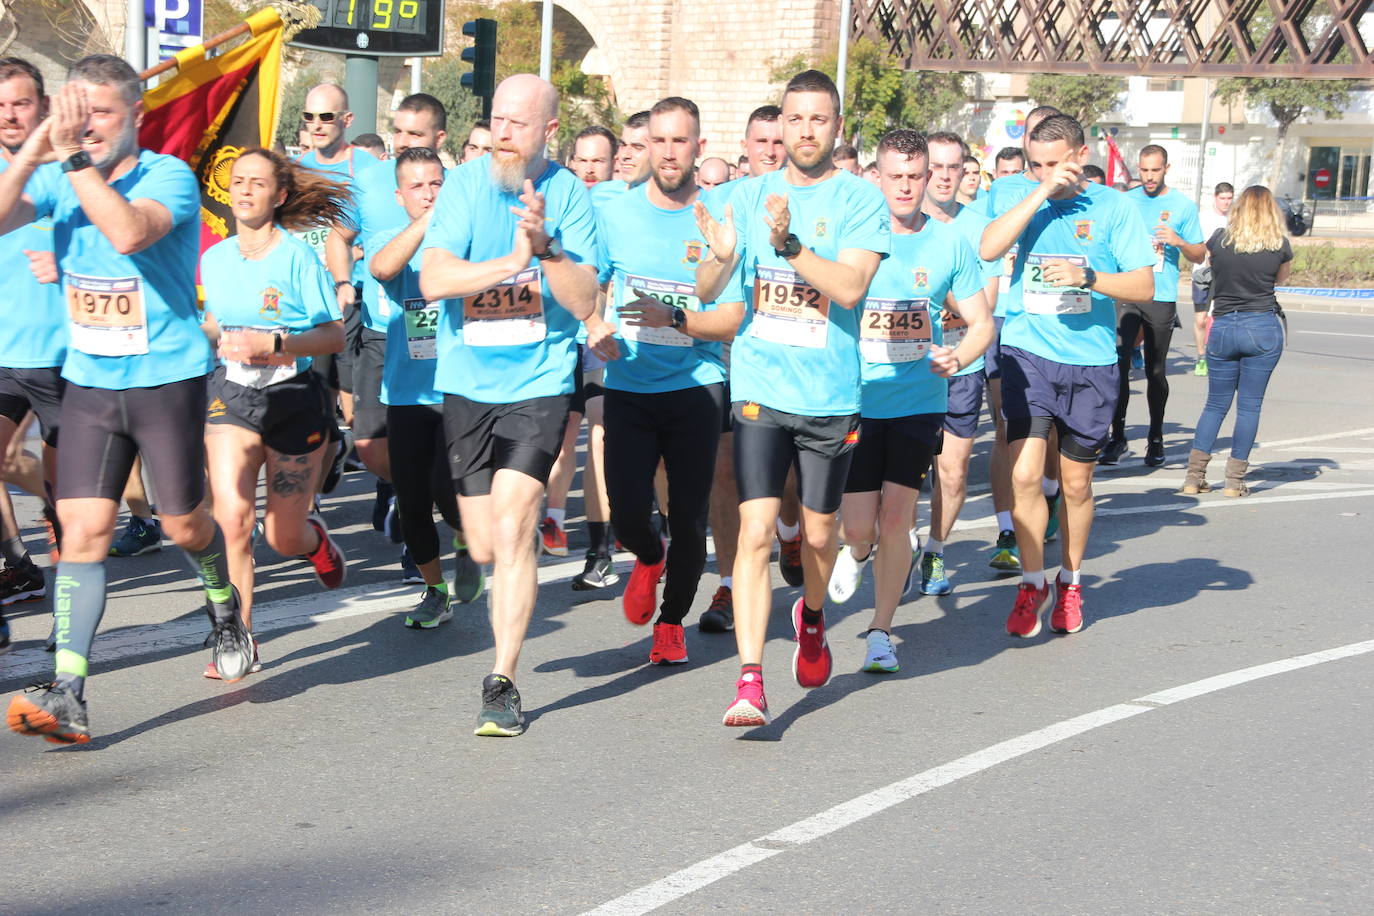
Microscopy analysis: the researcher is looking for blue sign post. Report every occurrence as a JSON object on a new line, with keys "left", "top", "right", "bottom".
{"left": 145, "top": 0, "right": 204, "bottom": 66}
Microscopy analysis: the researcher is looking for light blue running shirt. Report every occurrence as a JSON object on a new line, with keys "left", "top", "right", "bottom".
{"left": 595, "top": 183, "right": 726, "bottom": 394}
{"left": 1000, "top": 181, "right": 1155, "bottom": 366}
{"left": 421, "top": 156, "right": 598, "bottom": 403}
{"left": 27, "top": 152, "right": 212, "bottom": 389}
{"left": 366, "top": 224, "right": 441, "bottom": 407}
{"left": 0, "top": 157, "right": 66, "bottom": 368}
{"left": 1125, "top": 185, "right": 1202, "bottom": 303}
{"left": 722, "top": 168, "right": 890, "bottom": 417}
{"left": 946, "top": 205, "right": 999, "bottom": 378}
{"left": 200, "top": 229, "right": 339, "bottom": 381}
{"left": 859, "top": 219, "right": 981, "bottom": 419}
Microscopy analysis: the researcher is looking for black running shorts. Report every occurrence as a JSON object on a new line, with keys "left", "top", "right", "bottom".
{"left": 57, "top": 376, "right": 208, "bottom": 515}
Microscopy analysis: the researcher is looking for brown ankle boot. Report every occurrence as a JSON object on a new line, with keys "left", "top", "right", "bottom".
{"left": 1223, "top": 457, "right": 1250, "bottom": 497}
{"left": 1179, "top": 449, "right": 1212, "bottom": 494}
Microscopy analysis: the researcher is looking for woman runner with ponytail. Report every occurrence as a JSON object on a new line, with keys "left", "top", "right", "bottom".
{"left": 198, "top": 148, "right": 350, "bottom": 679}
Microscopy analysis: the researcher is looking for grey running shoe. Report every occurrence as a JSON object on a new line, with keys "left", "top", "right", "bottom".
{"left": 7, "top": 681, "right": 90, "bottom": 744}
{"left": 452, "top": 548, "right": 484, "bottom": 604}
{"left": 404, "top": 586, "right": 453, "bottom": 629}
{"left": 205, "top": 590, "right": 253, "bottom": 683}
{"left": 474, "top": 674, "right": 526, "bottom": 737}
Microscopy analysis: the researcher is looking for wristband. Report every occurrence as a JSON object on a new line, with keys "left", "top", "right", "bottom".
{"left": 333, "top": 280, "right": 352, "bottom": 291}
{"left": 272, "top": 332, "right": 285, "bottom": 355}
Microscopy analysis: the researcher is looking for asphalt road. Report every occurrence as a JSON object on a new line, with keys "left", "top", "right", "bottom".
{"left": 1, "top": 309, "right": 1371, "bottom": 916}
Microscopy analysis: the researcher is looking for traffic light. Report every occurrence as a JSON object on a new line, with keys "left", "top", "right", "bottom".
{"left": 462, "top": 18, "right": 498, "bottom": 117}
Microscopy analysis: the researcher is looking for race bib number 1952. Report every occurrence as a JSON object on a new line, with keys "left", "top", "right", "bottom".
{"left": 751, "top": 265, "right": 829, "bottom": 349}
{"left": 65, "top": 273, "right": 150, "bottom": 357}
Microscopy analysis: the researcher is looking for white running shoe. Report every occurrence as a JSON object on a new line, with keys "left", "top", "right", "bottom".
{"left": 862, "top": 628, "right": 899, "bottom": 673}
{"left": 827, "top": 544, "right": 871, "bottom": 604}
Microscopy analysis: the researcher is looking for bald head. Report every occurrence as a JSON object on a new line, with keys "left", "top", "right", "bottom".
{"left": 697, "top": 157, "right": 730, "bottom": 189}
{"left": 494, "top": 74, "right": 559, "bottom": 123}
{"left": 302, "top": 83, "right": 352, "bottom": 160}
{"left": 489, "top": 74, "right": 561, "bottom": 191}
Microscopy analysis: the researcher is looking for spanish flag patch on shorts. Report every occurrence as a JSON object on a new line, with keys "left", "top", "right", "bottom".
{"left": 742, "top": 402, "right": 760, "bottom": 420}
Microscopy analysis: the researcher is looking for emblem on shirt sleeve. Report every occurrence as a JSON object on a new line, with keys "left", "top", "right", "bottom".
{"left": 1074, "top": 220, "right": 1094, "bottom": 242}
{"left": 683, "top": 240, "right": 703, "bottom": 264}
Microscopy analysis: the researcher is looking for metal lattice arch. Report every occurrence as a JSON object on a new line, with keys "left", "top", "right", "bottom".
{"left": 854, "top": 0, "right": 1374, "bottom": 76}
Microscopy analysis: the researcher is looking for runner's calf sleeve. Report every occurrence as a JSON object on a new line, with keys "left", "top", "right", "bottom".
{"left": 52, "top": 560, "right": 108, "bottom": 699}
{"left": 184, "top": 523, "right": 233, "bottom": 606}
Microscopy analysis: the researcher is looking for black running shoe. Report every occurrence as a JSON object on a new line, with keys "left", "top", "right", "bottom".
{"left": 372, "top": 480, "right": 394, "bottom": 532}
{"left": 7, "top": 681, "right": 89, "bottom": 744}
{"left": 699, "top": 585, "right": 734, "bottom": 632}
{"left": 400, "top": 547, "right": 424, "bottom": 584}
{"left": 452, "top": 548, "right": 484, "bottom": 604}
{"left": 321, "top": 434, "right": 347, "bottom": 494}
{"left": 571, "top": 553, "right": 619, "bottom": 590}
{"left": 474, "top": 674, "right": 526, "bottom": 737}
{"left": 1144, "top": 437, "right": 1166, "bottom": 467}
{"left": 1098, "top": 435, "right": 1129, "bottom": 466}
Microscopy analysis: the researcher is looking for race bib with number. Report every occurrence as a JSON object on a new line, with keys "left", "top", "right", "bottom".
{"left": 941, "top": 308, "right": 969, "bottom": 349}
{"left": 859, "top": 297, "right": 932, "bottom": 363}
{"left": 1022, "top": 253, "right": 1091, "bottom": 315}
{"left": 291, "top": 226, "right": 330, "bottom": 262}
{"left": 463, "top": 266, "right": 545, "bottom": 347}
{"left": 219, "top": 326, "right": 299, "bottom": 389}
{"left": 751, "top": 265, "right": 829, "bottom": 349}
{"left": 620, "top": 274, "right": 699, "bottom": 348}
{"left": 403, "top": 297, "right": 438, "bottom": 360}
{"left": 65, "top": 273, "right": 149, "bottom": 357}
{"left": 998, "top": 244, "right": 1018, "bottom": 295}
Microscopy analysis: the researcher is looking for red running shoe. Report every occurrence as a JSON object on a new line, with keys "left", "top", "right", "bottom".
{"left": 1051, "top": 582, "right": 1084, "bottom": 634}
{"left": 304, "top": 515, "right": 347, "bottom": 589}
{"left": 777, "top": 531, "right": 803, "bottom": 587}
{"left": 791, "top": 597, "right": 833, "bottom": 688}
{"left": 649, "top": 622, "right": 688, "bottom": 665}
{"left": 722, "top": 672, "right": 770, "bottom": 726}
{"left": 622, "top": 537, "right": 667, "bottom": 625}
{"left": 1006, "top": 581, "right": 1054, "bottom": 638}
{"left": 539, "top": 516, "right": 568, "bottom": 557}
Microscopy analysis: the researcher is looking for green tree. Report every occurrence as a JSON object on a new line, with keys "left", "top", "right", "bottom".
{"left": 1025, "top": 74, "right": 1126, "bottom": 127}
{"left": 275, "top": 67, "right": 322, "bottom": 150}
{"left": 422, "top": 56, "right": 481, "bottom": 159}
{"left": 773, "top": 38, "right": 968, "bottom": 152}
{"left": 1213, "top": 78, "right": 1357, "bottom": 140}
{"left": 550, "top": 61, "right": 619, "bottom": 155}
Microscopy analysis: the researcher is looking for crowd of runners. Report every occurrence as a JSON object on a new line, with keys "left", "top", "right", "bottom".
{"left": 0, "top": 54, "right": 1267, "bottom": 742}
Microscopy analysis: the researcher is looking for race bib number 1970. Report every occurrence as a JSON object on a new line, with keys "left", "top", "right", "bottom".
{"left": 65, "top": 273, "right": 150, "bottom": 357}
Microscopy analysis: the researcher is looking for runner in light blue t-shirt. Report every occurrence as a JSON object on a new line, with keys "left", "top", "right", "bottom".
{"left": 980, "top": 113, "right": 1155, "bottom": 648}
{"left": 0, "top": 56, "right": 243, "bottom": 742}
{"left": 200, "top": 149, "right": 352, "bottom": 681}
{"left": 825, "top": 131, "right": 991, "bottom": 674}
{"left": 585, "top": 98, "right": 728, "bottom": 667}
{"left": 693, "top": 70, "right": 888, "bottom": 730}
{"left": 418, "top": 74, "right": 600, "bottom": 739}
{"left": 1107, "top": 145, "right": 1207, "bottom": 468}
{"left": 366, "top": 147, "right": 483, "bottom": 626}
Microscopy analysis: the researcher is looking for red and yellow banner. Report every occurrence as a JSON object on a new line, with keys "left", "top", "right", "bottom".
{"left": 138, "top": 8, "right": 287, "bottom": 255}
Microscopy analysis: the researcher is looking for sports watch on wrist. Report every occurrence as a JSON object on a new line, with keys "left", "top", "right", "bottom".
{"left": 671, "top": 307, "right": 687, "bottom": 331}
{"left": 535, "top": 237, "right": 563, "bottom": 261}
{"left": 775, "top": 233, "right": 803, "bottom": 260}
{"left": 61, "top": 150, "right": 93, "bottom": 173}
{"left": 1081, "top": 266, "right": 1098, "bottom": 289}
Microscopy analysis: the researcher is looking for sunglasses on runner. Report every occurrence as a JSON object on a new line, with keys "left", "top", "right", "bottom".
{"left": 302, "top": 111, "right": 343, "bottom": 123}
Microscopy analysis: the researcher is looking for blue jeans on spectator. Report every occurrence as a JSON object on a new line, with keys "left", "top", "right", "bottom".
{"left": 1191, "top": 310, "right": 1284, "bottom": 461}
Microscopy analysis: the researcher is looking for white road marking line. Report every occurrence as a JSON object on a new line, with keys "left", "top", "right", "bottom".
{"left": 1275, "top": 446, "right": 1374, "bottom": 453}
{"left": 583, "top": 637, "right": 1374, "bottom": 916}
{"left": 1259, "top": 426, "right": 1374, "bottom": 448}
{"left": 1296, "top": 330, "right": 1374, "bottom": 338}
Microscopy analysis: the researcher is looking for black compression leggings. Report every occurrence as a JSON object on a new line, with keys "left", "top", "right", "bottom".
{"left": 387, "top": 404, "right": 461, "bottom": 565}
{"left": 1114, "top": 300, "right": 1176, "bottom": 440}
{"left": 604, "top": 384, "right": 723, "bottom": 626}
